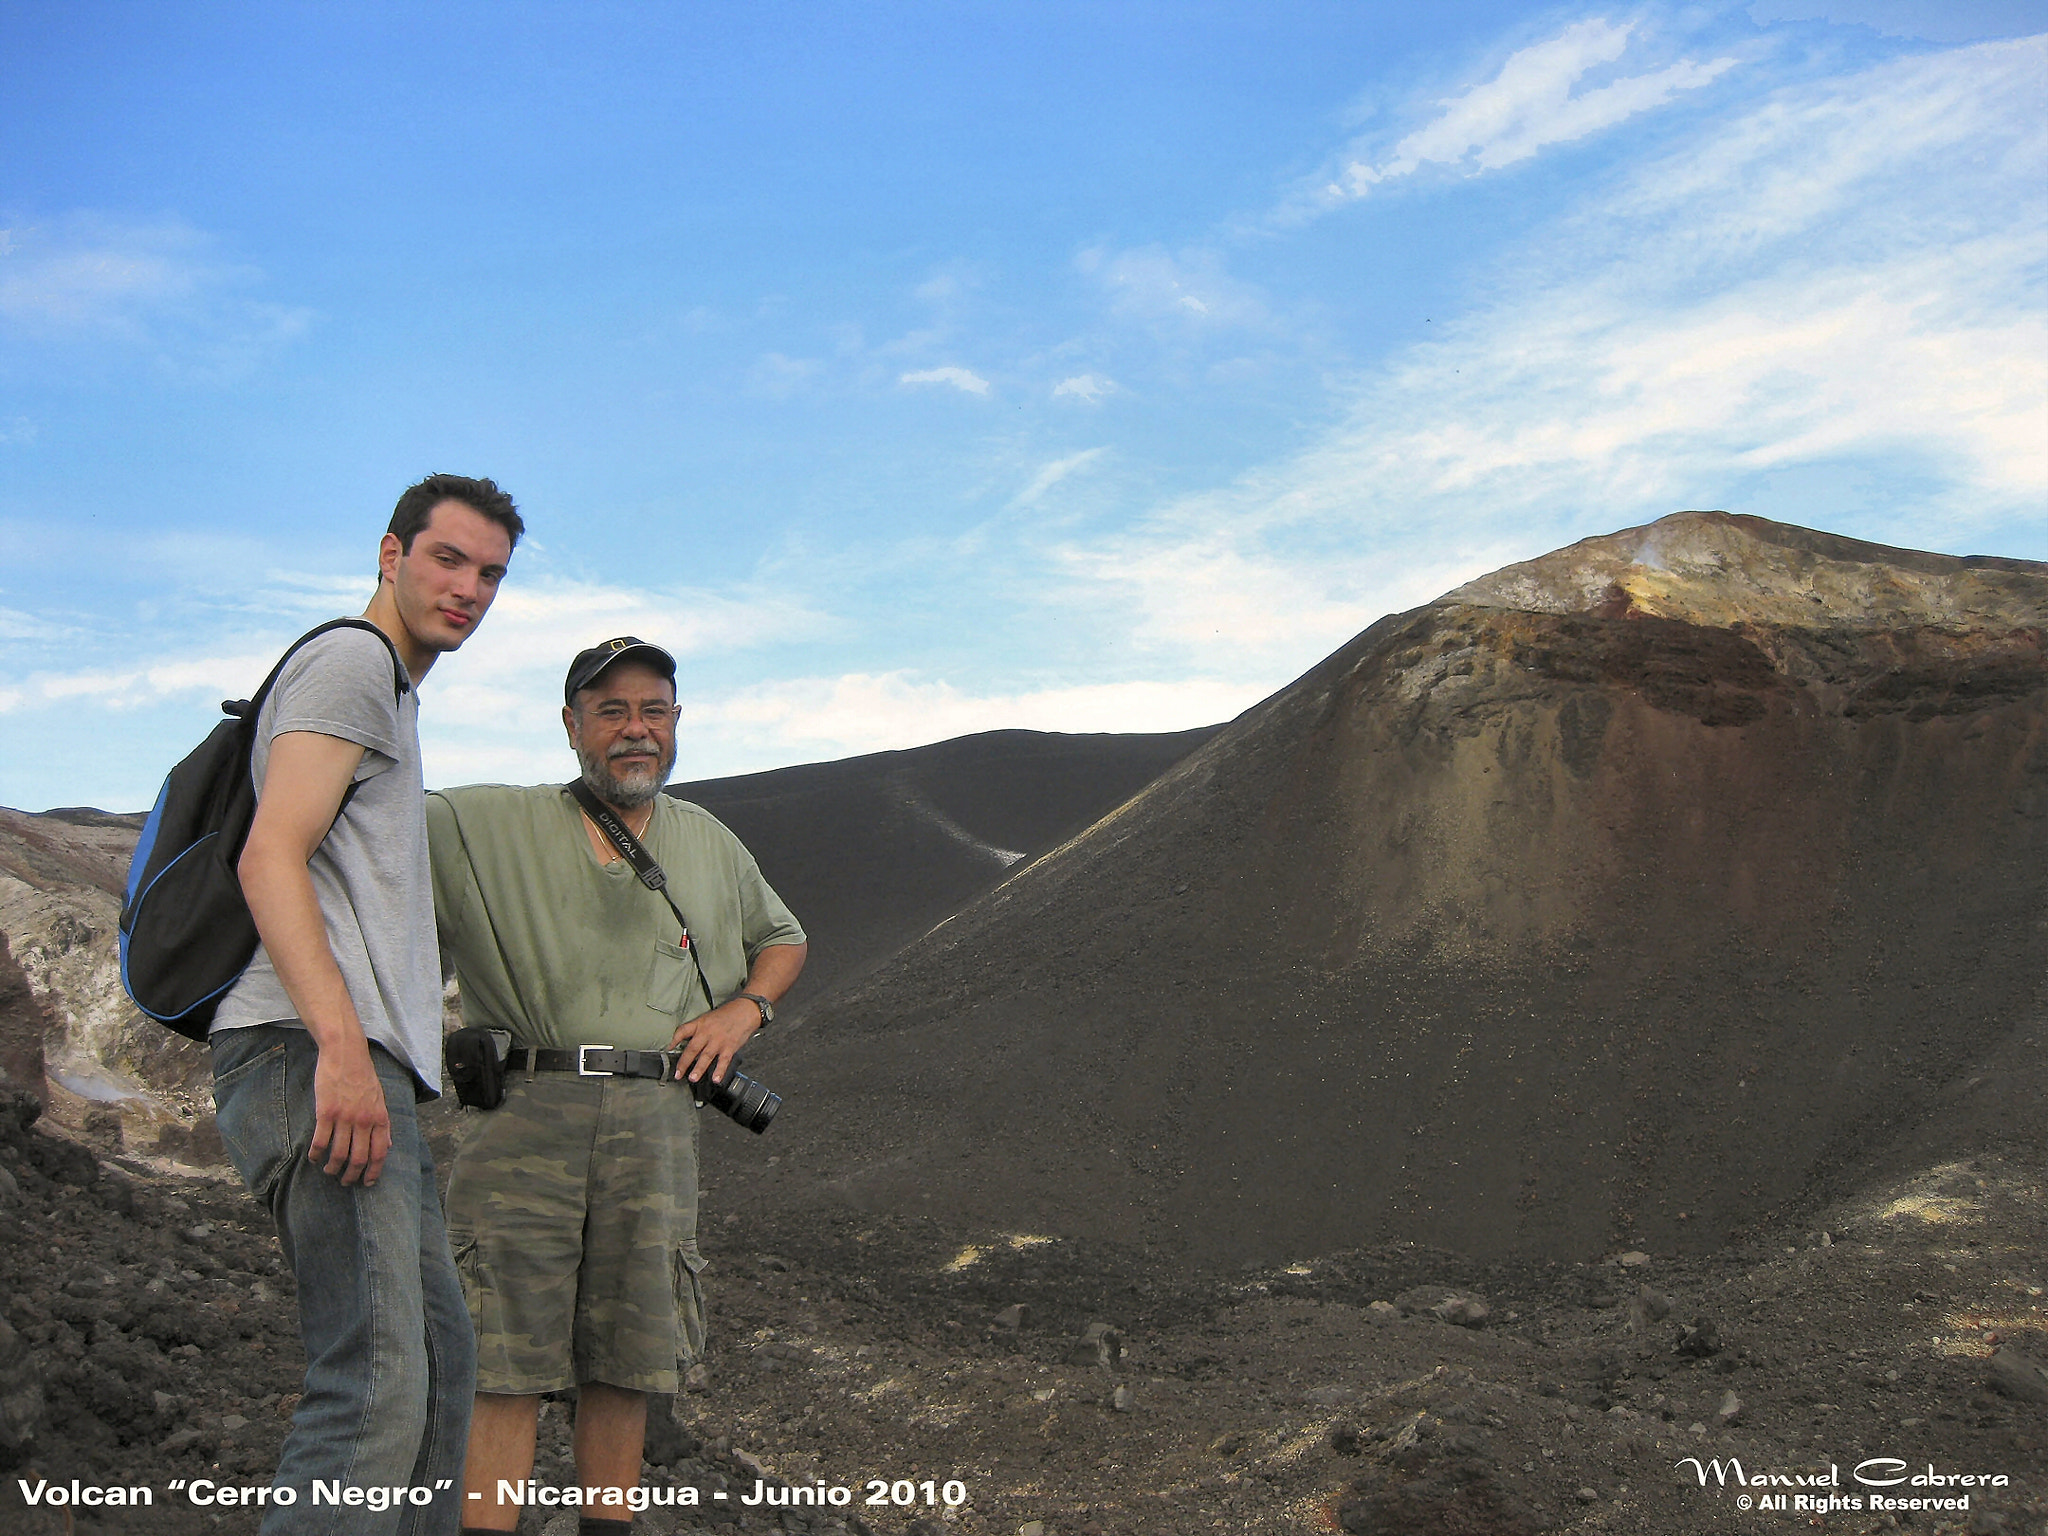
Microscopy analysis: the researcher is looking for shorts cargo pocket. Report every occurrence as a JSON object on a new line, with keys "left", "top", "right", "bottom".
{"left": 448, "top": 1229, "right": 490, "bottom": 1333}
{"left": 645, "top": 941, "right": 693, "bottom": 1015}
{"left": 672, "top": 1243, "right": 709, "bottom": 1364}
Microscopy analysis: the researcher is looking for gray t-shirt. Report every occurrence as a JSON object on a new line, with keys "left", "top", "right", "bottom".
{"left": 211, "top": 625, "right": 443, "bottom": 1095}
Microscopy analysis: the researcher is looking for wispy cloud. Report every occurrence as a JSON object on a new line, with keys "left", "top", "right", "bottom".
{"left": 0, "top": 218, "right": 204, "bottom": 331}
{"left": 1060, "top": 34, "right": 2046, "bottom": 681}
{"left": 748, "top": 351, "right": 822, "bottom": 397}
{"left": 4, "top": 648, "right": 286, "bottom": 713}
{"left": 1078, "top": 246, "right": 1267, "bottom": 328}
{"left": 0, "top": 605, "right": 69, "bottom": 641}
{"left": 1325, "top": 19, "right": 1737, "bottom": 200}
{"left": 899, "top": 365, "right": 991, "bottom": 395}
{"left": 1010, "top": 448, "right": 1107, "bottom": 508}
{"left": 693, "top": 672, "right": 1255, "bottom": 763}
{"left": 0, "top": 574, "right": 830, "bottom": 715}
{"left": 1052, "top": 373, "right": 1119, "bottom": 404}
{"left": 422, "top": 670, "right": 1257, "bottom": 789}
{"left": 0, "top": 214, "right": 312, "bottom": 376}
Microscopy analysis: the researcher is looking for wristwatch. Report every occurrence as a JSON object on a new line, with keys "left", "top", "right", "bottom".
{"left": 733, "top": 991, "right": 775, "bottom": 1028}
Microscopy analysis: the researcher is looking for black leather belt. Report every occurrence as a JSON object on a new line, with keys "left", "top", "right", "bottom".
{"left": 506, "top": 1045, "right": 677, "bottom": 1081}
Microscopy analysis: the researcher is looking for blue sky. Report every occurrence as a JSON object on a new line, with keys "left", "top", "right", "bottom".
{"left": 1, "top": 0, "right": 2042, "bottom": 811}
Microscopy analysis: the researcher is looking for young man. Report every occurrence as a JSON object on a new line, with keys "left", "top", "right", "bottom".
{"left": 209, "top": 474, "right": 521, "bottom": 1535}
{"left": 426, "top": 638, "right": 805, "bottom": 1536}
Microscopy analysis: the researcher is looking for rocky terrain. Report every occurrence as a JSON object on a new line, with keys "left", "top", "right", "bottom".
{"left": 1, "top": 510, "right": 2044, "bottom": 1535}
{"left": 4, "top": 1076, "right": 2044, "bottom": 1536}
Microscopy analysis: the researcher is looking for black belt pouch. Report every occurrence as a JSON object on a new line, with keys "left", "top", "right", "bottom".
{"left": 444, "top": 1025, "right": 512, "bottom": 1110}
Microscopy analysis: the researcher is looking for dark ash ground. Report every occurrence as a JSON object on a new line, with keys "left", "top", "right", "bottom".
{"left": 4, "top": 1084, "right": 2043, "bottom": 1536}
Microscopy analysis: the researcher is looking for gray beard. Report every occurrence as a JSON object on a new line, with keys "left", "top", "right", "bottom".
{"left": 577, "top": 742, "right": 673, "bottom": 812}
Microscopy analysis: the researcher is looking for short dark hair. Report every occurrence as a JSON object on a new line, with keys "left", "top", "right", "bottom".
{"left": 387, "top": 473, "right": 524, "bottom": 554}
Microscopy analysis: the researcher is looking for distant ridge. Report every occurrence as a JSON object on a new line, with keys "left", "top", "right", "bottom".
{"left": 665, "top": 725, "right": 1215, "bottom": 1003}
{"left": 719, "top": 512, "right": 2048, "bottom": 1267}
{"left": 0, "top": 727, "right": 1221, "bottom": 1132}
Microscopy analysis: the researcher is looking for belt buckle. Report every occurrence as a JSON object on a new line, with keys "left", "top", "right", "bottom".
{"left": 577, "top": 1044, "right": 615, "bottom": 1078}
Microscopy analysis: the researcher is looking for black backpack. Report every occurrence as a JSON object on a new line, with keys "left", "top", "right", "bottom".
{"left": 118, "top": 619, "right": 408, "bottom": 1039}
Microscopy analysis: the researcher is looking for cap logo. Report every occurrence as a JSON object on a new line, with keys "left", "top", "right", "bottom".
{"left": 609, "top": 638, "right": 630, "bottom": 652}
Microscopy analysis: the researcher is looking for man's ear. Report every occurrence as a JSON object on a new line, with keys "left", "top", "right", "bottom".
{"left": 377, "top": 532, "right": 403, "bottom": 586}
{"left": 562, "top": 703, "right": 578, "bottom": 747}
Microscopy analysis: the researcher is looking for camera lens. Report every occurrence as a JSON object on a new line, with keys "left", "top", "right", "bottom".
{"left": 695, "top": 1060, "right": 781, "bottom": 1134}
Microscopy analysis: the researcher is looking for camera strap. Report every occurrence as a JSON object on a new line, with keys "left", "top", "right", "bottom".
{"left": 566, "top": 779, "right": 715, "bottom": 1015}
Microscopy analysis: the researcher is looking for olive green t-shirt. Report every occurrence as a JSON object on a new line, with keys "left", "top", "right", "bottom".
{"left": 426, "top": 784, "right": 804, "bottom": 1051}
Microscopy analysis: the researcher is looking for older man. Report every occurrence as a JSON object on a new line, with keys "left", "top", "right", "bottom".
{"left": 426, "top": 637, "right": 805, "bottom": 1536}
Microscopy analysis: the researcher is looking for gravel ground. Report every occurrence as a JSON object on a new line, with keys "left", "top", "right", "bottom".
{"left": 4, "top": 1086, "right": 2041, "bottom": 1536}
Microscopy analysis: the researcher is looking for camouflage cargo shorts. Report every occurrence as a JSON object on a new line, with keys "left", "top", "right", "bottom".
{"left": 445, "top": 1069, "right": 707, "bottom": 1395}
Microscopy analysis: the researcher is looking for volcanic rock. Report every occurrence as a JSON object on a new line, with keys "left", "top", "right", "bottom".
{"left": 0, "top": 1315, "right": 43, "bottom": 1466}
{"left": 1074, "top": 1320, "right": 1124, "bottom": 1369}
{"left": 1394, "top": 1285, "right": 1491, "bottom": 1327}
{"left": 1985, "top": 1344, "right": 2048, "bottom": 1404}
{"left": 1626, "top": 1286, "right": 1673, "bottom": 1332}
{"left": 0, "top": 806, "right": 212, "bottom": 1150}
{"left": 721, "top": 511, "right": 2048, "bottom": 1266}
{"left": 0, "top": 931, "right": 49, "bottom": 1101}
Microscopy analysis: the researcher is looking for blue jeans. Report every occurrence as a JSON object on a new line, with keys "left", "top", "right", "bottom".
{"left": 212, "top": 1024, "right": 476, "bottom": 1536}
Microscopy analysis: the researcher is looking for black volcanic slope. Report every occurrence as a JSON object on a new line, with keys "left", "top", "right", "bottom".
{"left": 714, "top": 513, "right": 2048, "bottom": 1268}
{"left": 670, "top": 727, "right": 1218, "bottom": 1003}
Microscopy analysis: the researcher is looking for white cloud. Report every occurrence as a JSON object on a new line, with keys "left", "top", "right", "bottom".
{"left": 1361, "top": 37, "right": 2048, "bottom": 512}
{"left": 1052, "top": 373, "right": 1119, "bottom": 404}
{"left": 0, "top": 218, "right": 204, "bottom": 330}
{"left": 418, "top": 576, "right": 830, "bottom": 707}
{"left": 1058, "top": 34, "right": 2046, "bottom": 682}
{"left": 0, "top": 574, "right": 830, "bottom": 719}
{"left": 1, "top": 649, "right": 281, "bottom": 712}
{"left": 898, "top": 365, "right": 991, "bottom": 395}
{"left": 1747, "top": 1, "right": 2040, "bottom": 43}
{"left": 1010, "top": 448, "right": 1106, "bottom": 508}
{"left": 0, "top": 605, "right": 59, "bottom": 641}
{"left": 0, "top": 214, "right": 311, "bottom": 375}
{"left": 1079, "top": 246, "right": 1267, "bottom": 328}
{"left": 1331, "top": 19, "right": 1738, "bottom": 197}
{"left": 748, "top": 351, "right": 822, "bottom": 397}
{"left": 688, "top": 672, "right": 1255, "bottom": 766}
{"left": 408, "top": 671, "right": 1257, "bottom": 792}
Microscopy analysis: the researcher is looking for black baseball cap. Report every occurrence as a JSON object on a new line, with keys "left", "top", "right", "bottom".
{"left": 564, "top": 636, "right": 678, "bottom": 705}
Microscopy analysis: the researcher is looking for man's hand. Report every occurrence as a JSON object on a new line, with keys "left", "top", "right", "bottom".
{"left": 667, "top": 942, "right": 805, "bottom": 1088}
{"left": 310, "top": 1036, "right": 393, "bottom": 1185}
{"left": 667, "top": 1000, "right": 759, "bottom": 1088}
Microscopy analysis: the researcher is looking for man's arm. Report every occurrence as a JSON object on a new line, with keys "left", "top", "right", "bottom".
{"left": 668, "top": 941, "right": 806, "bottom": 1087}
{"left": 237, "top": 730, "right": 391, "bottom": 1187}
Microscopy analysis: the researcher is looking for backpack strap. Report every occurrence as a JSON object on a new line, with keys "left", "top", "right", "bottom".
{"left": 224, "top": 617, "right": 408, "bottom": 723}
{"left": 227, "top": 617, "right": 411, "bottom": 822}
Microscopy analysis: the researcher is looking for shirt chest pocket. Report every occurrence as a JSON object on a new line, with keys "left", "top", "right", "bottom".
{"left": 645, "top": 941, "right": 698, "bottom": 1016}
